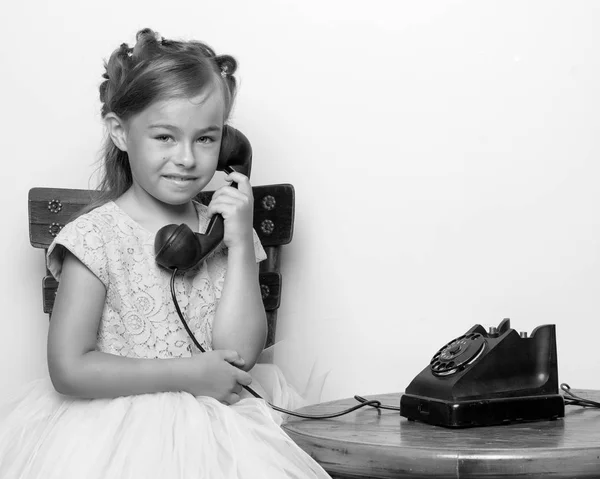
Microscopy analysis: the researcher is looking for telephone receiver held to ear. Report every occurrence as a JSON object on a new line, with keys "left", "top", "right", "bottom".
{"left": 154, "top": 126, "right": 252, "bottom": 271}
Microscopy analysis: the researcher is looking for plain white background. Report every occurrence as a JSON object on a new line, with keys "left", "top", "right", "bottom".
{"left": 1, "top": 0, "right": 599, "bottom": 403}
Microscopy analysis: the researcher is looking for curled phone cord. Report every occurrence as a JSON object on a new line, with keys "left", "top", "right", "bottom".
{"left": 354, "top": 395, "right": 400, "bottom": 411}
{"left": 561, "top": 383, "right": 600, "bottom": 409}
{"left": 169, "top": 269, "right": 383, "bottom": 419}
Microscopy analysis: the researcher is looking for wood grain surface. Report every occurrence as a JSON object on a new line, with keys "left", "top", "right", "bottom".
{"left": 283, "top": 390, "right": 600, "bottom": 478}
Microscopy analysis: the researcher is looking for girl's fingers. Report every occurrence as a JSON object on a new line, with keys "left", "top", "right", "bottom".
{"left": 209, "top": 196, "right": 239, "bottom": 209}
{"left": 211, "top": 186, "right": 247, "bottom": 202}
{"left": 224, "top": 171, "right": 250, "bottom": 186}
{"left": 228, "top": 356, "right": 246, "bottom": 368}
{"left": 207, "top": 200, "right": 242, "bottom": 219}
{"left": 208, "top": 188, "right": 251, "bottom": 218}
{"left": 225, "top": 172, "right": 252, "bottom": 195}
{"left": 221, "top": 349, "right": 244, "bottom": 363}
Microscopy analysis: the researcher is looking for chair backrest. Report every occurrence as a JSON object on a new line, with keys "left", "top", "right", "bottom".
{"left": 28, "top": 184, "right": 295, "bottom": 348}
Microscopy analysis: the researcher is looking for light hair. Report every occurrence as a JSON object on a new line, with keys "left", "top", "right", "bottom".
{"left": 81, "top": 28, "right": 237, "bottom": 216}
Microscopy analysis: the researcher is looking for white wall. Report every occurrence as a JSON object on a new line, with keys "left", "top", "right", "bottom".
{"left": 1, "top": 0, "right": 599, "bottom": 403}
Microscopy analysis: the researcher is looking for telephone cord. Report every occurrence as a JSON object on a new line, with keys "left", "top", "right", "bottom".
{"left": 560, "top": 383, "right": 600, "bottom": 408}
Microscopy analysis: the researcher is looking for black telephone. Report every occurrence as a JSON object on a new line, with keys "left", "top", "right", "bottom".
{"left": 399, "top": 318, "right": 566, "bottom": 427}
{"left": 154, "top": 125, "right": 252, "bottom": 271}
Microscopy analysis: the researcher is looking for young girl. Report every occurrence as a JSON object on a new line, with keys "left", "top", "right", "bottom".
{"left": 0, "top": 28, "right": 330, "bottom": 478}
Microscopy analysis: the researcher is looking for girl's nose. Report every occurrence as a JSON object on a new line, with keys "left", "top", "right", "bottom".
{"left": 174, "top": 145, "right": 195, "bottom": 168}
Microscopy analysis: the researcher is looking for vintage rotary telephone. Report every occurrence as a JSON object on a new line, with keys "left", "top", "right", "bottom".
{"left": 153, "top": 126, "right": 381, "bottom": 419}
{"left": 399, "top": 318, "right": 567, "bottom": 427}
{"left": 352, "top": 318, "right": 600, "bottom": 426}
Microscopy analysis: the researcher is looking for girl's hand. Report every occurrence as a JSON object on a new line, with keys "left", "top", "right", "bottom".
{"left": 207, "top": 172, "right": 254, "bottom": 251}
{"left": 185, "top": 350, "right": 252, "bottom": 405}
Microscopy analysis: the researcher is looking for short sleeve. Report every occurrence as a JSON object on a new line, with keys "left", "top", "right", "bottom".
{"left": 252, "top": 228, "right": 267, "bottom": 263}
{"left": 46, "top": 213, "right": 109, "bottom": 286}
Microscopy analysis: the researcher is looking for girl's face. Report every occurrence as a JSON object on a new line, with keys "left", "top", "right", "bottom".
{"left": 122, "top": 87, "right": 225, "bottom": 207}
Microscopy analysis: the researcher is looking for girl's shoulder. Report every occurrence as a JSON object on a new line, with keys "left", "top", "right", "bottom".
{"left": 68, "top": 201, "right": 142, "bottom": 235}
{"left": 81, "top": 200, "right": 123, "bottom": 222}
{"left": 58, "top": 202, "right": 123, "bottom": 241}
{"left": 46, "top": 202, "right": 113, "bottom": 283}
{"left": 46, "top": 201, "right": 139, "bottom": 282}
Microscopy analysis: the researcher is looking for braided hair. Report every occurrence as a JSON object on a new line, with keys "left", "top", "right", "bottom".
{"left": 89, "top": 28, "right": 237, "bottom": 211}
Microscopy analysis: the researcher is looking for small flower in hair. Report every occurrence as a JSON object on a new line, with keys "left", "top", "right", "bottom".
{"left": 220, "top": 65, "right": 228, "bottom": 78}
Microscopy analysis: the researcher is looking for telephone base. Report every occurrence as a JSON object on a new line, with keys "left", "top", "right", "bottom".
{"left": 400, "top": 393, "right": 565, "bottom": 428}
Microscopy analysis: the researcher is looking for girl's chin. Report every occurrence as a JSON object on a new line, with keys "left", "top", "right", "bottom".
{"left": 160, "top": 196, "right": 198, "bottom": 206}
{"left": 147, "top": 190, "right": 197, "bottom": 207}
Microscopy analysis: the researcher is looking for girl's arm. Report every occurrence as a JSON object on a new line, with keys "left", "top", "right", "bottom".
{"left": 48, "top": 252, "right": 251, "bottom": 400}
{"left": 210, "top": 173, "right": 268, "bottom": 370}
{"left": 211, "top": 238, "right": 267, "bottom": 370}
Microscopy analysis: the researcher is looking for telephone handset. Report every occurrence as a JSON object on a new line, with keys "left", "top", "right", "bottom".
{"left": 154, "top": 125, "right": 252, "bottom": 271}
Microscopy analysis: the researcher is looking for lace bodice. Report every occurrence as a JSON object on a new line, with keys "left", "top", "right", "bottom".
{"left": 47, "top": 201, "right": 266, "bottom": 359}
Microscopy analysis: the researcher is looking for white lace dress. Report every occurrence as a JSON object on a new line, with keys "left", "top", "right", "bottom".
{"left": 0, "top": 201, "right": 330, "bottom": 479}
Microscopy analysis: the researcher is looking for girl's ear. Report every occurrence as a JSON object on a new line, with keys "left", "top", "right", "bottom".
{"left": 104, "top": 113, "right": 128, "bottom": 152}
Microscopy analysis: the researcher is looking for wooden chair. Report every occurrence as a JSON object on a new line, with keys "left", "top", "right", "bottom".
{"left": 28, "top": 184, "right": 294, "bottom": 348}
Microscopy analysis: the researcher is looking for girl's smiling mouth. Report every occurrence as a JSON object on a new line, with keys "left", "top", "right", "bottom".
{"left": 163, "top": 175, "right": 198, "bottom": 185}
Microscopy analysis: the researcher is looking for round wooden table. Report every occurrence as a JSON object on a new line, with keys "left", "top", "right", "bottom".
{"left": 282, "top": 390, "right": 600, "bottom": 478}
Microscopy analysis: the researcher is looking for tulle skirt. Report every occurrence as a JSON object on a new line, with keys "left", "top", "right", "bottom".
{"left": 0, "top": 363, "right": 330, "bottom": 479}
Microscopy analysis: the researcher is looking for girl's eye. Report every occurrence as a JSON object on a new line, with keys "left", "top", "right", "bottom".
{"left": 197, "top": 136, "right": 213, "bottom": 144}
{"left": 155, "top": 135, "right": 173, "bottom": 142}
